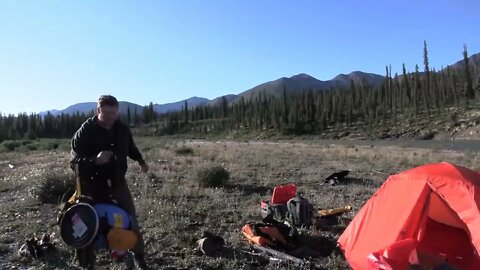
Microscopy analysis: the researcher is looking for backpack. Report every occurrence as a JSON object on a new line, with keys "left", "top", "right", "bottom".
{"left": 286, "top": 196, "right": 314, "bottom": 228}
{"left": 242, "top": 222, "right": 298, "bottom": 248}
{"left": 261, "top": 203, "right": 288, "bottom": 223}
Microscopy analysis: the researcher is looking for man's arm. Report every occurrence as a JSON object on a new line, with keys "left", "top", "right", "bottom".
{"left": 70, "top": 123, "right": 96, "bottom": 171}
{"left": 127, "top": 128, "right": 146, "bottom": 166}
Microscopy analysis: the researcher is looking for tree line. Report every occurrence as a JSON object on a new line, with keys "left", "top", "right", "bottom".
{"left": 157, "top": 43, "right": 480, "bottom": 136}
{"left": 0, "top": 105, "right": 157, "bottom": 142}
{"left": 1, "top": 42, "right": 479, "bottom": 141}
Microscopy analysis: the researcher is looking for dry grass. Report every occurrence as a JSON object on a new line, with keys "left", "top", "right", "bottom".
{"left": 0, "top": 138, "right": 478, "bottom": 269}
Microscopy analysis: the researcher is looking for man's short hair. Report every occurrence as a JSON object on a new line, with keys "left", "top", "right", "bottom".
{"left": 98, "top": 95, "right": 119, "bottom": 108}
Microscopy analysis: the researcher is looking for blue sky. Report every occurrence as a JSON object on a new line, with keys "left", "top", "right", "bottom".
{"left": 0, "top": 0, "right": 478, "bottom": 114}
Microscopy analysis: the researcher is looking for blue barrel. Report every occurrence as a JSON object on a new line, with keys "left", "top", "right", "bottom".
{"left": 60, "top": 203, "right": 133, "bottom": 250}
{"left": 93, "top": 203, "right": 132, "bottom": 229}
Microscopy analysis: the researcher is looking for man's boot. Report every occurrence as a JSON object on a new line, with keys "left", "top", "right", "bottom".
{"left": 134, "top": 253, "right": 150, "bottom": 270}
{"left": 76, "top": 247, "right": 95, "bottom": 269}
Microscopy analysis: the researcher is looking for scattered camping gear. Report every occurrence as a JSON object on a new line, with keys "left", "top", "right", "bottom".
{"left": 93, "top": 203, "right": 132, "bottom": 229}
{"left": 196, "top": 231, "right": 225, "bottom": 256}
{"left": 60, "top": 202, "right": 100, "bottom": 249}
{"left": 260, "top": 184, "right": 296, "bottom": 222}
{"left": 242, "top": 222, "right": 298, "bottom": 248}
{"left": 324, "top": 170, "right": 350, "bottom": 186}
{"left": 93, "top": 203, "right": 137, "bottom": 250}
{"left": 59, "top": 163, "right": 138, "bottom": 268}
{"left": 271, "top": 184, "right": 297, "bottom": 204}
{"left": 243, "top": 222, "right": 304, "bottom": 266}
{"left": 260, "top": 184, "right": 314, "bottom": 228}
{"left": 338, "top": 162, "right": 480, "bottom": 270}
{"left": 242, "top": 223, "right": 288, "bottom": 248}
{"left": 286, "top": 196, "right": 314, "bottom": 228}
{"left": 105, "top": 228, "right": 138, "bottom": 250}
{"left": 246, "top": 183, "right": 352, "bottom": 268}
{"left": 260, "top": 203, "right": 288, "bottom": 223}
{"left": 315, "top": 206, "right": 352, "bottom": 218}
{"left": 59, "top": 164, "right": 99, "bottom": 249}
{"left": 18, "top": 233, "right": 56, "bottom": 259}
{"left": 251, "top": 244, "right": 304, "bottom": 267}
{"left": 60, "top": 202, "right": 137, "bottom": 250}
{"left": 314, "top": 206, "right": 353, "bottom": 231}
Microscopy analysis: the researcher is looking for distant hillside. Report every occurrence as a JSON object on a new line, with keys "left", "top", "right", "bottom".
{"left": 39, "top": 97, "right": 212, "bottom": 116}
{"left": 331, "top": 71, "right": 385, "bottom": 87}
{"left": 206, "top": 95, "right": 238, "bottom": 107}
{"left": 234, "top": 72, "right": 384, "bottom": 101}
{"left": 12, "top": 49, "right": 480, "bottom": 141}
{"left": 40, "top": 101, "right": 143, "bottom": 116}
{"left": 153, "top": 97, "right": 210, "bottom": 113}
{"left": 39, "top": 51, "right": 480, "bottom": 116}
{"left": 449, "top": 52, "right": 480, "bottom": 71}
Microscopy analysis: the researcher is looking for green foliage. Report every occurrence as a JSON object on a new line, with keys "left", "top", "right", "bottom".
{"left": 25, "top": 130, "right": 37, "bottom": 140}
{"left": 0, "top": 112, "right": 91, "bottom": 141}
{"left": 174, "top": 145, "right": 194, "bottom": 155}
{"left": 26, "top": 144, "right": 38, "bottom": 151}
{"left": 195, "top": 165, "right": 230, "bottom": 188}
{"left": 464, "top": 44, "right": 475, "bottom": 101}
{"left": 21, "top": 140, "right": 32, "bottom": 145}
{"left": 29, "top": 172, "right": 74, "bottom": 204}
{"left": 0, "top": 139, "right": 68, "bottom": 152}
{"left": 1, "top": 140, "right": 21, "bottom": 151}
{"left": 150, "top": 43, "right": 479, "bottom": 137}
{"left": 48, "top": 142, "right": 60, "bottom": 150}
{"left": 0, "top": 43, "right": 478, "bottom": 140}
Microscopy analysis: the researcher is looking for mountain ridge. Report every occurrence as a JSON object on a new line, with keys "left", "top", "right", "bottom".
{"left": 38, "top": 52, "right": 480, "bottom": 116}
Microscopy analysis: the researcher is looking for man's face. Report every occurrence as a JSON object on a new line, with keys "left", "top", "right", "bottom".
{"left": 97, "top": 105, "right": 119, "bottom": 126}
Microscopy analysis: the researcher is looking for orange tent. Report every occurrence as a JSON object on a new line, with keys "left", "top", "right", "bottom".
{"left": 338, "top": 162, "right": 480, "bottom": 270}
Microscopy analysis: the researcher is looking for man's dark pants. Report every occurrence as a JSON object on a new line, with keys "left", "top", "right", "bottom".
{"left": 76, "top": 176, "right": 145, "bottom": 269}
{"left": 111, "top": 176, "right": 145, "bottom": 255}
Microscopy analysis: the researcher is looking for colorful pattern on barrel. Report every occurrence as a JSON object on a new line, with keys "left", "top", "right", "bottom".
{"left": 93, "top": 203, "right": 132, "bottom": 229}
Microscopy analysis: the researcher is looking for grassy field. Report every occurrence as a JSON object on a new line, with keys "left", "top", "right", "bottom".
{"left": 0, "top": 137, "right": 478, "bottom": 270}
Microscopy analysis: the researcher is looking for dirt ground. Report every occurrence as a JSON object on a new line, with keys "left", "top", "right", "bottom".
{"left": 0, "top": 137, "right": 478, "bottom": 270}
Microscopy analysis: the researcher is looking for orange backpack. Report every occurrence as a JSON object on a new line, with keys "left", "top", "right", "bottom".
{"left": 242, "top": 223, "right": 289, "bottom": 247}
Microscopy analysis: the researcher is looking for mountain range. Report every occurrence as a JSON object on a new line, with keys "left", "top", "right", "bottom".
{"left": 39, "top": 52, "right": 479, "bottom": 116}
{"left": 39, "top": 71, "right": 384, "bottom": 116}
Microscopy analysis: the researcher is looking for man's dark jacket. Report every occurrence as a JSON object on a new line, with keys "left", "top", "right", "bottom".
{"left": 70, "top": 116, "right": 145, "bottom": 201}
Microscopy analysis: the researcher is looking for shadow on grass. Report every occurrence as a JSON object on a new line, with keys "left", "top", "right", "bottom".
{"left": 225, "top": 183, "right": 270, "bottom": 196}
{"left": 204, "top": 233, "right": 340, "bottom": 269}
{"left": 292, "top": 235, "right": 338, "bottom": 259}
{"left": 326, "top": 177, "right": 381, "bottom": 188}
{"left": 314, "top": 215, "right": 351, "bottom": 235}
{"left": 215, "top": 246, "right": 270, "bottom": 267}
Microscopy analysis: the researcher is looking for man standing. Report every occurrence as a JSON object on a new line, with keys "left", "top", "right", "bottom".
{"left": 70, "top": 95, "right": 150, "bottom": 270}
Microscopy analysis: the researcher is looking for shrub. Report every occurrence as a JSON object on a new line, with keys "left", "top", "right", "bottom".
{"left": 30, "top": 172, "right": 75, "bottom": 204}
{"left": 25, "top": 130, "right": 37, "bottom": 140}
{"left": 1, "top": 140, "right": 20, "bottom": 152}
{"left": 21, "top": 140, "right": 32, "bottom": 145}
{"left": 26, "top": 144, "right": 38, "bottom": 151}
{"left": 46, "top": 142, "right": 60, "bottom": 150}
{"left": 195, "top": 165, "right": 229, "bottom": 188}
{"left": 449, "top": 111, "right": 459, "bottom": 127}
{"left": 175, "top": 145, "right": 194, "bottom": 155}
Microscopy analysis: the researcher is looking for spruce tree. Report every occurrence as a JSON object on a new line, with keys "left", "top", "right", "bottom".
{"left": 463, "top": 44, "right": 475, "bottom": 101}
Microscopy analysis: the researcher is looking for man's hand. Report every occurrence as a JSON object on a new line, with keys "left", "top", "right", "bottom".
{"left": 140, "top": 163, "right": 149, "bottom": 174}
{"left": 95, "top": 151, "right": 113, "bottom": 165}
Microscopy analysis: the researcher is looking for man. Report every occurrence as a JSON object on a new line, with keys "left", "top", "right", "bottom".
{"left": 70, "top": 95, "right": 150, "bottom": 270}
